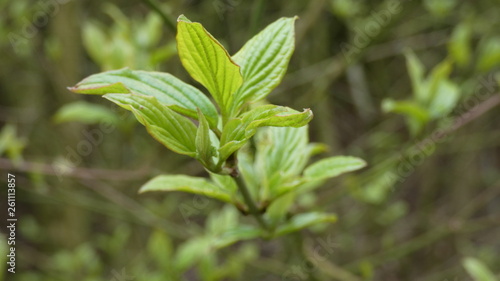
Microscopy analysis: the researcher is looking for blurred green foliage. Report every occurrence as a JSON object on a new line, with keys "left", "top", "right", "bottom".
{"left": 1, "top": 0, "right": 499, "bottom": 280}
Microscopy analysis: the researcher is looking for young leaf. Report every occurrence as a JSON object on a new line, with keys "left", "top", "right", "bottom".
{"left": 405, "top": 50, "right": 428, "bottom": 103}
{"left": 139, "top": 175, "right": 235, "bottom": 203}
{"left": 231, "top": 17, "right": 297, "bottom": 111}
{"left": 196, "top": 108, "right": 217, "bottom": 169}
{"left": 176, "top": 15, "right": 243, "bottom": 116}
{"left": 274, "top": 212, "right": 337, "bottom": 237}
{"left": 448, "top": 23, "right": 472, "bottom": 67}
{"left": 304, "top": 156, "right": 366, "bottom": 181}
{"left": 175, "top": 237, "right": 212, "bottom": 271}
{"left": 82, "top": 21, "right": 108, "bottom": 67}
{"left": 427, "top": 59, "right": 453, "bottom": 105}
{"left": 53, "top": 101, "right": 120, "bottom": 125}
{"left": 213, "top": 225, "right": 263, "bottom": 249}
{"left": 428, "top": 80, "right": 460, "bottom": 118}
{"left": 68, "top": 68, "right": 219, "bottom": 128}
{"left": 253, "top": 126, "right": 310, "bottom": 200}
{"left": 218, "top": 105, "right": 313, "bottom": 161}
{"left": 462, "top": 257, "right": 497, "bottom": 281}
{"left": 104, "top": 93, "right": 197, "bottom": 157}
{"left": 476, "top": 37, "right": 500, "bottom": 73}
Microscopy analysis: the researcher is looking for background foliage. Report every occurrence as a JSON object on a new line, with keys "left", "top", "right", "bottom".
{"left": 1, "top": 0, "right": 499, "bottom": 280}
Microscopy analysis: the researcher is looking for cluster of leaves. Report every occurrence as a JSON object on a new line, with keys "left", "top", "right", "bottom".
{"left": 69, "top": 15, "right": 365, "bottom": 238}
{"left": 382, "top": 50, "right": 461, "bottom": 136}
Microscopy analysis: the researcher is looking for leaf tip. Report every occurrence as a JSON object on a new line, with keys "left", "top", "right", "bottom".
{"left": 177, "top": 14, "right": 191, "bottom": 23}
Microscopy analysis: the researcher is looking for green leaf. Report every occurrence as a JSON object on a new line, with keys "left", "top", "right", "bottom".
{"left": 82, "top": 21, "right": 108, "bottom": 66}
{"left": 304, "top": 156, "right": 366, "bottom": 181}
{"left": 219, "top": 105, "right": 313, "bottom": 161}
{"left": 147, "top": 231, "right": 173, "bottom": 267}
{"left": 231, "top": 17, "right": 297, "bottom": 111}
{"left": 462, "top": 257, "right": 497, "bottom": 281}
{"left": 69, "top": 68, "right": 219, "bottom": 128}
{"left": 405, "top": 50, "right": 428, "bottom": 103}
{"left": 382, "top": 98, "right": 430, "bottom": 135}
{"left": 253, "top": 126, "right": 310, "bottom": 200}
{"left": 448, "top": 23, "right": 472, "bottom": 67}
{"left": 175, "top": 237, "right": 212, "bottom": 271}
{"left": 427, "top": 59, "right": 453, "bottom": 105}
{"left": 476, "top": 37, "right": 500, "bottom": 73}
{"left": 209, "top": 172, "right": 238, "bottom": 195}
{"left": 428, "top": 80, "right": 460, "bottom": 118}
{"left": 274, "top": 212, "right": 337, "bottom": 237}
{"left": 53, "top": 101, "right": 120, "bottom": 125}
{"left": 139, "top": 175, "right": 235, "bottom": 203}
{"left": 382, "top": 99, "right": 430, "bottom": 123}
{"left": 104, "top": 93, "right": 197, "bottom": 156}
{"left": 137, "top": 12, "right": 162, "bottom": 48}
{"left": 196, "top": 109, "right": 216, "bottom": 169}
{"left": 213, "top": 225, "right": 262, "bottom": 249}
{"left": 176, "top": 15, "right": 243, "bottom": 116}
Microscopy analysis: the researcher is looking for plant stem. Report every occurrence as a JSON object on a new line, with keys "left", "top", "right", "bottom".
{"left": 233, "top": 172, "right": 271, "bottom": 233}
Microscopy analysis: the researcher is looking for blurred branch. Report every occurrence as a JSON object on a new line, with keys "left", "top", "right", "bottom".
{"left": 0, "top": 157, "right": 150, "bottom": 180}
{"left": 141, "top": 0, "right": 176, "bottom": 33}
{"left": 250, "top": 0, "right": 266, "bottom": 36}
{"left": 364, "top": 29, "right": 450, "bottom": 62}
{"left": 304, "top": 246, "right": 363, "bottom": 281}
{"left": 295, "top": 0, "right": 327, "bottom": 43}
{"left": 416, "top": 94, "right": 500, "bottom": 148}
{"left": 79, "top": 179, "right": 195, "bottom": 239}
{"left": 458, "top": 179, "right": 500, "bottom": 219}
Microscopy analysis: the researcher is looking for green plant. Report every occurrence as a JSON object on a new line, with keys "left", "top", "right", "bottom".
{"left": 382, "top": 50, "right": 461, "bottom": 136}
{"left": 68, "top": 15, "right": 366, "bottom": 239}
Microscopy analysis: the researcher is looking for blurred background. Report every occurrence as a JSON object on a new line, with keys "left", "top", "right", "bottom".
{"left": 1, "top": 0, "right": 499, "bottom": 280}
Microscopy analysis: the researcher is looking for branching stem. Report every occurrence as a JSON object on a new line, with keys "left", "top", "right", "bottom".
{"left": 233, "top": 173, "right": 271, "bottom": 233}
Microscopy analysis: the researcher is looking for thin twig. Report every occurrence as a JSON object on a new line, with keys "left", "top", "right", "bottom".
{"left": 0, "top": 157, "right": 150, "bottom": 180}
{"left": 233, "top": 174, "right": 271, "bottom": 233}
{"left": 141, "top": 0, "right": 176, "bottom": 33}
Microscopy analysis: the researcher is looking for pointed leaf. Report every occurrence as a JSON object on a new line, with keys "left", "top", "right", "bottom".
{"left": 274, "top": 212, "right": 337, "bottom": 237}
{"left": 427, "top": 59, "right": 453, "bottom": 105}
{"left": 53, "top": 101, "right": 120, "bottom": 125}
{"left": 428, "top": 80, "right": 460, "bottom": 118}
{"left": 139, "top": 175, "right": 234, "bottom": 203}
{"left": 68, "top": 68, "right": 219, "bottom": 128}
{"left": 476, "top": 37, "right": 500, "bottom": 73}
{"left": 463, "top": 257, "right": 497, "bottom": 281}
{"left": 219, "top": 105, "right": 313, "bottom": 161}
{"left": 232, "top": 17, "right": 297, "bottom": 111}
{"left": 448, "top": 23, "right": 472, "bottom": 67}
{"left": 196, "top": 109, "right": 216, "bottom": 169}
{"left": 213, "top": 225, "right": 263, "bottom": 249}
{"left": 405, "top": 50, "right": 428, "bottom": 103}
{"left": 175, "top": 237, "right": 212, "bottom": 271}
{"left": 177, "top": 15, "right": 242, "bottom": 116}
{"left": 382, "top": 99, "right": 430, "bottom": 123}
{"left": 253, "top": 126, "right": 310, "bottom": 199}
{"left": 304, "top": 156, "right": 366, "bottom": 181}
{"left": 104, "top": 93, "right": 197, "bottom": 156}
